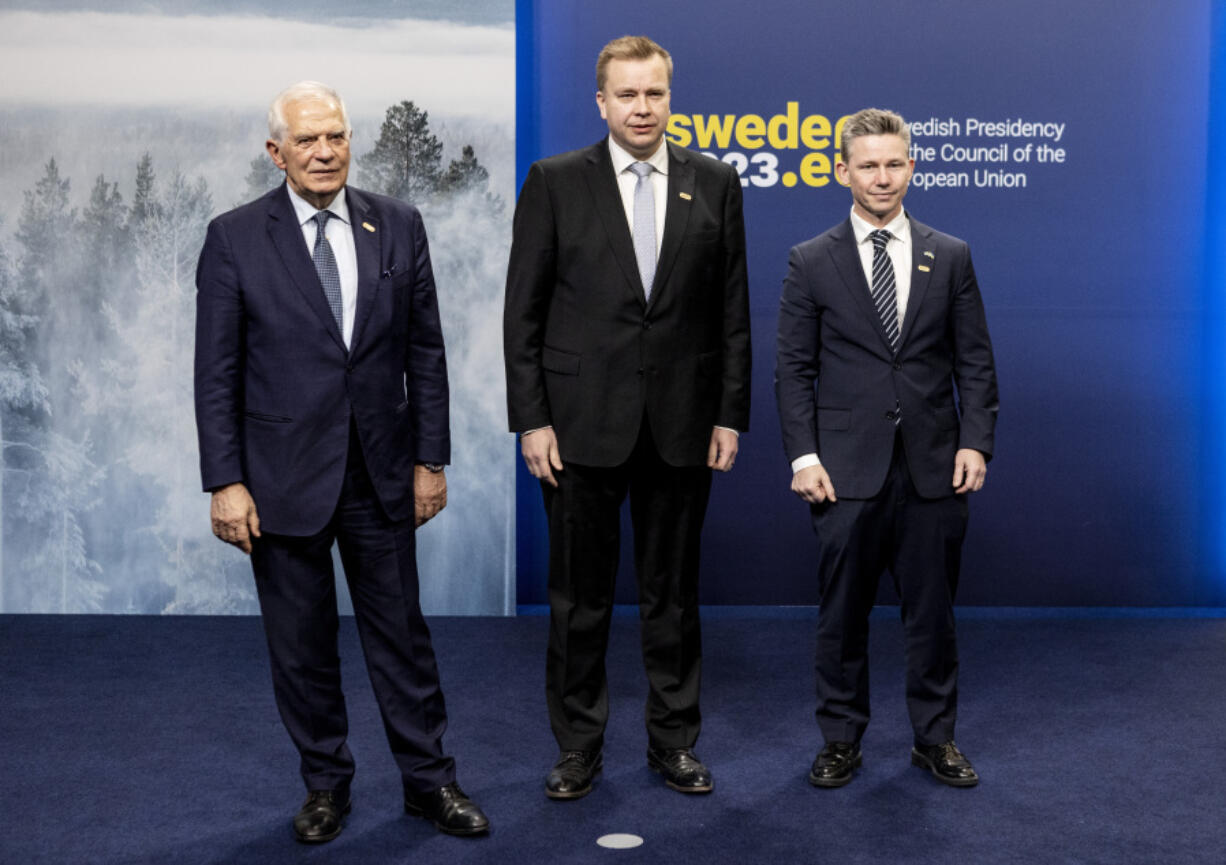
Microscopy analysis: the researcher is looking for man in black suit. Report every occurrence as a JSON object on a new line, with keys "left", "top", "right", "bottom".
{"left": 195, "top": 81, "right": 488, "bottom": 841}
{"left": 504, "top": 36, "right": 751, "bottom": 799}
{"left": 775, "top": 108, "right": 998, "bottom": 788}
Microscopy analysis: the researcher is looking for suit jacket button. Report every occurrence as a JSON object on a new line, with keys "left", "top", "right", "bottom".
{"left": 885, "top": 410, "right": 896, "bottom": 420}
{"left": 892, "top": 361, "right": 902, "bottom": 370}
{"left": 642, "top": 320, "right": 652, "bottom": 329}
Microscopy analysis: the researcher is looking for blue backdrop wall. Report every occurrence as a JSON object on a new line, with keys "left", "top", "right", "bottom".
{"left": 515, "top": 0, "right": 1224, "bottom": 606}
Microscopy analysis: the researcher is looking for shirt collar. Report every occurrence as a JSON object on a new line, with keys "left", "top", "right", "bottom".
{"left": 287, "top": 184, "right": 351, "bottom": 227}
{"left": 849, "top": 206, "right": 909, "bottom": 246}
{"left": 608, "top": 136, "right": 670, "bottom": 177}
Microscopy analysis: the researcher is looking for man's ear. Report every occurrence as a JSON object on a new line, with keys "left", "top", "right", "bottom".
{"left": 265, "top": 139, "right": 287, "bottom": 171}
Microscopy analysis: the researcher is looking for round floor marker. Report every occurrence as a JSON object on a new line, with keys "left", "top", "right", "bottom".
{"left": 596, "top": 833, "right": 644, "bottom": 849}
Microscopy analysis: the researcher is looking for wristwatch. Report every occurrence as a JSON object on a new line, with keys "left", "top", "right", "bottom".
{"left": 419, "top": 462, "right": 445, "bottom": 473}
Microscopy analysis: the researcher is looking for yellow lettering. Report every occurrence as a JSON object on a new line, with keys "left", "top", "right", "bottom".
{"left": 734, "top": 114, "right": 766, "bottom": 149}
{"left": 800, "top": 114, "right": 831, "bottom": 150}
{"left": 692, "top": 114, "right": 736, "bottom": 149}
{"left": 767, "top": 102, "right": 799, "bottom": 149}
{"left": 666, "top": 115, "right": 693, "bottom": 147}
{"left": 799, "top": 151, "right": 831, "bottom": 187}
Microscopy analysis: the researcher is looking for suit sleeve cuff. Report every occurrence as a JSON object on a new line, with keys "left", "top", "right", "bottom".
{"left": 714, "top": 426, "right": 740, "bottom": 437}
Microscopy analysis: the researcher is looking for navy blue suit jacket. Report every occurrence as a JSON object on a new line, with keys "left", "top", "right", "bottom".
{"left": 194, "top": 183, "right": 450, "bottom": 535}
{"left": 775, "top": 214, "right": 998, "bottom": 500}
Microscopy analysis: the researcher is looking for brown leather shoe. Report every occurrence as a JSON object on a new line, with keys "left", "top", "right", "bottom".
{"left": 545, "top": 750, "right": 602, "bottom": 800}
{"left": 647, "top": 747, "right": 714, "bottom": 794}
{"left": 911, "top": 741, "right": 979, "bottom": 787}
{"left": 809, "top": 741, "right": 862, "bottom": 788}
{"left": 292, "top": 789, "right": 351, "bottom": 843}
{"left": 404, "top": 782, "right": 490, "bottom": 835}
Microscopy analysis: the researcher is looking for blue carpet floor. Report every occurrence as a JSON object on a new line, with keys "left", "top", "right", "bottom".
{"left": 2, "top": 611, "right": 1224, "bottom": 864}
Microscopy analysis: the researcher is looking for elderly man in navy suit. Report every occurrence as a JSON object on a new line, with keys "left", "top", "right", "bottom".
{"left": 194, "top": 81, "right": 488, "bottom": 842}
{"left": 775, "top": 108, "right": 999, "bottom": 789}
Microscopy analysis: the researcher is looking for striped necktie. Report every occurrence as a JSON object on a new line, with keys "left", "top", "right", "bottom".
{"left": 869, "top": 229, "right": 900, "bottom": 352}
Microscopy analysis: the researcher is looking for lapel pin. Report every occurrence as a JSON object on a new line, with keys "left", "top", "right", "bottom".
{"left": 923, "top": 250, "right": 934, "bottom": 259}
{"left": 362, "top": 222, "right": 376, "bottom": 232}
{"left": 679, "top": 192, "right": 692, "bottom": 200}
{"left": 917, "top": 264, "right": 931, "bottom": 272}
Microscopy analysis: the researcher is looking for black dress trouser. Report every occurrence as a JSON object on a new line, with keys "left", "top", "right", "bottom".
{"left": 542, "top": 418, "right": 713, "bottom": 752}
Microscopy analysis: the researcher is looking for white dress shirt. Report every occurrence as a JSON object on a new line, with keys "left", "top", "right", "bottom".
{"left": 608, "top": 136, "right": 668, "bottom": 257}
{"left": 287, "top": 185, "right": 358, "bottom": 349}
{"left": 792, "top": 207, "right": 912, "bottom": 473}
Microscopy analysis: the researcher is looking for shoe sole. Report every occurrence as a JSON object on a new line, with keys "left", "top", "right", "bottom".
{"left": 404, "top": 802, "right": 490, "bottom": 836}
{"left": 807, "top": 753, "right": 862, "bottom": 788}
{"left": 910, "top": 749, "right": 979, "bottom": 787}
{"left": 545, "top": 763, "right": 602, "bottom": 800}
{"left": 647, "top": 761, "right": 714, "bottom": 794}
{"left": 294, "top": 800, "right": 351, "bottom": 844}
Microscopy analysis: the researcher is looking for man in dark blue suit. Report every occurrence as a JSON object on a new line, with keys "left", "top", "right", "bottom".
{"left": 775, "top": 108, "right": 998, "bottom": 789}
{"left": 194, "top": 81, "right": 488, "bottom": 842}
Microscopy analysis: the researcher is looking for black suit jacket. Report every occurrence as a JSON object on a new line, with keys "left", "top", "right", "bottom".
{"left": 775, "top": 214, "right": 998, "bottom": 499}
{"left": 504, "top": 139, "right": 751, "bottom": 467}
{"left": 194, "top": 184, "right": 450, "bottom": 535}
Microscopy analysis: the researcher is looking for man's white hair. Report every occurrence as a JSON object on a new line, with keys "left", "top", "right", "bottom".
{"left": 268, "top": 81, "right": 352, "bottom": 143}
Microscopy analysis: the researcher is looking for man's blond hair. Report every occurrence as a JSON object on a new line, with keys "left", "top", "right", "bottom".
{"left": 596, "top": 35, "right": 673, "bottom": 91}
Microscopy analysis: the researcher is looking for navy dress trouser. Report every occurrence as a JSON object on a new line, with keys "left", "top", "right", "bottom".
{"left": 250, "top": 425, "right": 455, "bottom": 794}
{"left": 811, "top": 433, "right": 968, "bottom": 747}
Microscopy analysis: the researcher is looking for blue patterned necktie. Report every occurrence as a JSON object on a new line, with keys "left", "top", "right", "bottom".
{"left": 869, "top": 229, "right": 899, "bottom": 352}
{"left": 629, "top": 162, "right": 657, "bottom": 301}
{"left": 311, "top": 210, "right": 343, "bottom": 331}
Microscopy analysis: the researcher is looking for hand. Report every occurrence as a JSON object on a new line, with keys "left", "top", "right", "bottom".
{"left": 952, "top": 448, "right": 987, "bottom": 493}
{"left": 414, "top": 465, "right": 447, "bottom": 527}
{"left": 792, "top": 465, "right": 837, "bottom": 504}
{"left": 521, "top": 427, "right": 563, "bottom": 487}
{"left": 707, "top": 427, "right": 739, "bottom": 472}
{"left": 210, "top": 483, "right": 261, "bottom": 554}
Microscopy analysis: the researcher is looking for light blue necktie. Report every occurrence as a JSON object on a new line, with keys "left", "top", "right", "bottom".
{"left": 629, "top": 162, "right": 657, "bottom": 301}
{"left": 311, "top": 210, "right": 344, "bottom": 331}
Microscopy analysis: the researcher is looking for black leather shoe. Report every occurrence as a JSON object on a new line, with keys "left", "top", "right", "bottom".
{"left": 404, "top": 782, "right": 490, "bottom": 836}
{"left": 808, "top": 741, "right": 862, "bottom": 788}
{"left": 292, "top": 789, "right": 351, "bottom": 843}
{"left": 911, "top": 741, "right": 979, "bottom": 787}
{"left": 546, "top": 750, "right": 602, "bottom": 800}
{"left": 647, "top": 747, "right": 714, "bottom": 794}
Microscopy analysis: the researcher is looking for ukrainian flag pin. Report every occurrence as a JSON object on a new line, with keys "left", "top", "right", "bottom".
{"left": 362, "top": 222, "right": 376, "bottom": 232}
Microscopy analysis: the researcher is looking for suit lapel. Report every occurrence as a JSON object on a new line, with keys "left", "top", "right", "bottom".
{"left": 346, "top": 187, "right": 381, "bottom": 354}
{"left": 648, "top": 143, "right": 695, "bottom": 312}
{"left": 266, "top": 184, "right": 347, "bottom": 354}
{"left": 583, "top": 140, "right": 650, "bottom": 306}
{"left": 899, "top": 214, "right": 935, "bottom": 349}
{"left": 827, "top": 220, "right": 895, "bottom": 353}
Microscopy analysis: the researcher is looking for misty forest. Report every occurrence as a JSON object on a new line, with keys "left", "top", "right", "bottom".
{"left": 0, "top": 101, "right": 512, "bottom": 615}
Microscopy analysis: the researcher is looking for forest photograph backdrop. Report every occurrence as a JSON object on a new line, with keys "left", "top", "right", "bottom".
{"left": 0, "top": 1, "right": 516, "bottom": 614}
